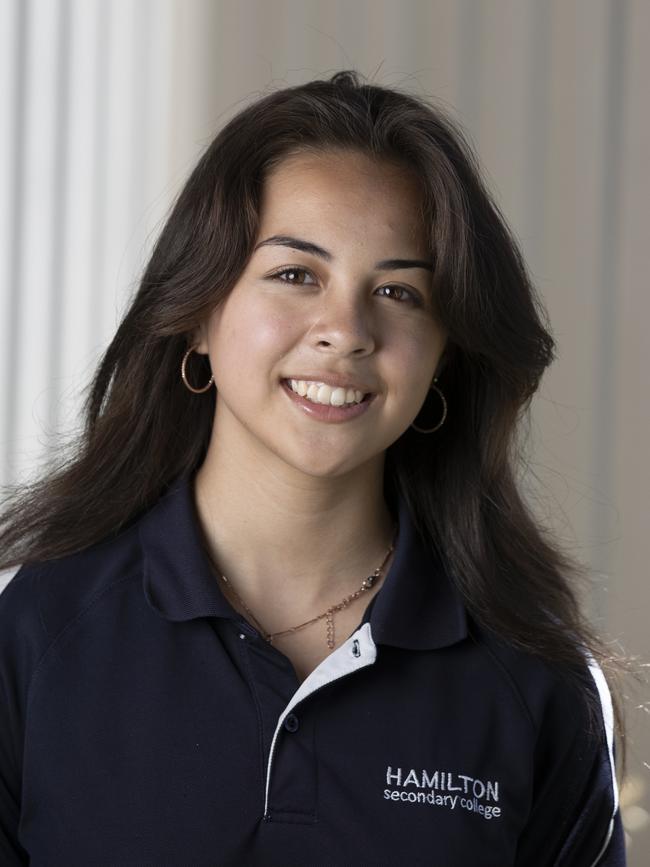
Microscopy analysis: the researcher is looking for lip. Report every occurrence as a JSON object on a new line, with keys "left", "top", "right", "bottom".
{"left": 281, "top": 379, "right": 376, "bottom": 422}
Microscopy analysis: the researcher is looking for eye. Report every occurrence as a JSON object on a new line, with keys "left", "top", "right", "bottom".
{"left": 267, "top": 267, "right": 423, "bottom": 307}
{"left": 267, "top": 267, "right": 316, "bottom": 286}
{"left": 375, "top": 285, "right": 422, "bottom": 306}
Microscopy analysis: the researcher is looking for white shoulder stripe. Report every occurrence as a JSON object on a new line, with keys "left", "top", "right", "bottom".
{"left": 0, "top": 564, "right": 23, "bottom": 595}
{"left": 586, "top": 655, "right": 619, "bottom": 867}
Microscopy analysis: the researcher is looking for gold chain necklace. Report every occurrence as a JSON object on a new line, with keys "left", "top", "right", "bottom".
{"left": 210, "top": 524, "right": 398, "bottom": 649}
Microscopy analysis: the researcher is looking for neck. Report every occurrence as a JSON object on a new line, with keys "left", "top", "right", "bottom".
{"left": 193, "top": 446, "right": 395, "bottom": 619}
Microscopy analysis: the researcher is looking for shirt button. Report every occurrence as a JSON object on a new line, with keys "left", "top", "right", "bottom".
{"left": 283, "top": 713, "right": 299, "bottom": 732}
{"left": 237, "top": 621, "right": 259, "bottom": 639}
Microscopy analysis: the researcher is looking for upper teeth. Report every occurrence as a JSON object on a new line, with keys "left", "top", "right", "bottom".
{"left": 289, "top": 379, "right": 365, "bottom": 406}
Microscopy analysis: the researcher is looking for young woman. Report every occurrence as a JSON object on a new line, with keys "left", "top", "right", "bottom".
{"left": 0, "top": 71, "right": 627, "bottom": 865}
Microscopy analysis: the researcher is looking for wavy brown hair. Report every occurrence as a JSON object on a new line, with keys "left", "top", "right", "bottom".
{"left": 0, "top": 70, "right": 631, "bottom": 769}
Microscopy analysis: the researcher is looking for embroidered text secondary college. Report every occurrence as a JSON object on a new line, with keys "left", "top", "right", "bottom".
{"left": 384, "top": 767, "right": 502, "bottom": 821}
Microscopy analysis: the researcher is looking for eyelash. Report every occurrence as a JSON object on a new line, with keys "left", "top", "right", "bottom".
{"left": 267, "top": 267, "right": 423, "bottom": 308}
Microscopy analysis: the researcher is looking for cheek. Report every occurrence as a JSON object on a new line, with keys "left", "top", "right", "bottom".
{"left": 391, "top": 329, "right": 445, "bottom": 399}
{"left": 393, "top": 327, "right": 441, "bottom": 372}
{"left": 210, "top": 297, "right": 297, "bottom": 374}
{"left": 244, "top": 307, "right": 298, "bottom": 362}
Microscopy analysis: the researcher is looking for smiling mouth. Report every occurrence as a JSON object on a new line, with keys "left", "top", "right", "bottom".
{"left": 281, "top": 379, "right": 373, "bottom": 405}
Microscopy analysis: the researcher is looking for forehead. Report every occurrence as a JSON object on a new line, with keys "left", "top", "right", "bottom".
{"left": 258, "top": 150, "right": 428, "bottom": 250}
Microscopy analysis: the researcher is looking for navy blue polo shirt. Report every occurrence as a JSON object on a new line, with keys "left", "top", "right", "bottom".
{"left": 0, "top": 471, "right": 624, "bottom": 865}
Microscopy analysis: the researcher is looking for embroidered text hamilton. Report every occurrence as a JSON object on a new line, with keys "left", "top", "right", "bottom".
{"left": 384, "top": 766, "right": 502, "bottom": 820}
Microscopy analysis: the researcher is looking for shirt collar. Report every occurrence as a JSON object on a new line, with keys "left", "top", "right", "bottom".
{"left": 139, "top": 471, "right": 468, "bottom": 651}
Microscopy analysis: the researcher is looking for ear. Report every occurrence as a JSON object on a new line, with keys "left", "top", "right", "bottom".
{"left": 189, "top": 321, "right": 210, "bottom": 355}
{"left": 435, "top": 339, "right": 452, "bottom": 380}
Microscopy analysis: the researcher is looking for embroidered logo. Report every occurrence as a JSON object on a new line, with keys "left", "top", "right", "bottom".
{"left": 383, "top": 766, "right": 502, "bottom": 820}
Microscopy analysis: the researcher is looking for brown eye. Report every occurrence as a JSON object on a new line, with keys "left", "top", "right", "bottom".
{"left": 376, "top": 285, "right": 421, "bottom": 307}
{"left": 268, "top": 267, "right": 315, "bottom": 285}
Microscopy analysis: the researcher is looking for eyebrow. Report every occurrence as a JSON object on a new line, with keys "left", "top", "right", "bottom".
{"left": 253, "top": 235, "right": 434, "bottom": 272}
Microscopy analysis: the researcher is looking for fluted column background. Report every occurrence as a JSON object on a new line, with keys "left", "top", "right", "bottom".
{"left": 1, "top": 1, "right": 648, "bottom": 858}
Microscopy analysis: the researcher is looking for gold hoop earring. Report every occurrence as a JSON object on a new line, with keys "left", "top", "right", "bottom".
{"left": 181, "top": 347, "right": 214, "bottom": 394}
{"left": 410, "top": 377, "right": 447, "bottom": 433}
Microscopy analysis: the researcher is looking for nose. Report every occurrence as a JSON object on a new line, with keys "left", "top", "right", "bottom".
{"left": 309, "top": 292, "right": 376, "bottom": 356}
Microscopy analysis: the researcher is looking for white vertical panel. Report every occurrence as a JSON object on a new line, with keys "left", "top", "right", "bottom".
{"left": 168, "top": 0, "right": 226, "bottom": 176}
{"left": 138, "top": 0, "right": 175, "bottom": 265}
{"left": 57, "top": 0, "right": 178, "bottom": 437}
{"left": 96, "top": 0, "right": 139, "bottom": 348}
{"left": 57, "top": 0, "right": 103, "bottom": 435}
{"left": 0, "top": 0, "right": 19, "bottom": 254}
{"left": 12, "top": 0, "right": 62, "bottom": 483}
{"left": 0, "top": 0, "right": 21, "bottom": 478}
{"left": 1, "top": 0, "right": 178, "bottom": 484}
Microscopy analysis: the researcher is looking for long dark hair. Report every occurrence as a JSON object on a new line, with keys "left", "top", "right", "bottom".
{"left": 0, "top": 70, "right": 631, "bottom": 767}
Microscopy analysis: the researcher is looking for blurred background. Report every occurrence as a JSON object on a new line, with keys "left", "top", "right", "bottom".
{"left": 0, "top": 0, "right": 648, "bottom": 860}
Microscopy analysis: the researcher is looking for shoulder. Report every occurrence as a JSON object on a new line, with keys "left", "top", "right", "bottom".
{"left": 0, "top": 523, "right": 143, "bottom": 687}
{"left": 466, "top": 621, "right": 621, "bottom": 865}
{"left": 466, "top": 618, "right": 610, "bottom": 742}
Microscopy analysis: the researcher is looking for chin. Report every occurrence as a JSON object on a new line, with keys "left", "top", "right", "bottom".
{"left": 280, "top": 440, "right": 386, "bottom": 481}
